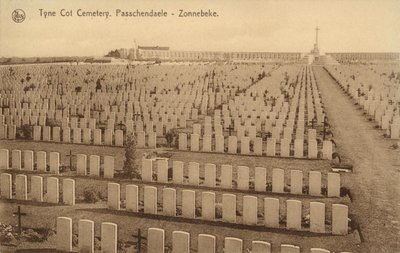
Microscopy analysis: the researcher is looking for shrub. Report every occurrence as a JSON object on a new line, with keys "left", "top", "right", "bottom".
{"left": 46, "top": 118, "right": 61, "bottom": 127}
{"left": 83, "top": 187, "right": 101, "bottom": 203}
{"left": 165, "top": 129, "right": 178, "bottom": 148}
{"left": 16, "top": 124, "right": 32, "bottom": 140}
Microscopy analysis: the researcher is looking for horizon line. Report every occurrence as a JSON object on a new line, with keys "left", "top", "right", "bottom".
{"left": 2, "top": 50, "right": 400, "bottom": 59}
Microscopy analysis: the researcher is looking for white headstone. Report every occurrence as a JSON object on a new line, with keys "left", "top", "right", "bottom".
{"left": 15, "top": 174, "right": 27, "bottom": 200}
{"left": 188, "top": 162, "right": 200, "bottom": 186}
{"left": 107, "top": 183, "right": 120, "bottom": 210}
{"left": 322, "top": 141, "right": 333, "bottom": 160}
{"left": 31, "top": 175, "right": 43, "bottom": 202}
{"left": 222, "top": 194, "right": 236, "bottom": 223}
{"left": 281, "top": 244, "right": 300, "bottom": 253}
{"left": 327, "top": 173, "right": 340, "bottom": 197}
{"left": 172, "top": 161, "right": 184, "bottom": 184}
{"left": 204, "top": 163, "right": 216, "bottom": 187}
{"left": 142, "top": 158, "right": 153, "bottom": 182}
{"left": 290, "top": 170, "right": 303, "bottom": 195}
{"left": 255, "top": 167, "right": 267, "bottom": 192}
{"left": 49, "top": 152, "right": 59, "bottom": 174}
{"left": 310, "top": 202, "right": 325, "bottom": 233}
{"left": 252, "top": 241, "right": 271, "bottom": 253}
{"left": 172, "top": 231, "right": 190, "bottom": 253}
{"left": 272, "top": 168, "right": 284, "bottom": 193}
{"left": 144, "top": 186, "right": 158, "bottom": 214}
{"left": 237, "top": 166, "right": 250, "bottom": 190}
{"left": 286, "top": 200, "right": 302, "bottom": 230}
{"left": 126, "top": 184, "right": 139, "bottom": 212}
{"left": 202, "top": 192, "right": 215, "bottom": 220}
{"left": 264, "top": 198, "right": 279, "bottom": 228}
{"left": 148, "top": 228, "right": 165, "bottom": 253}
{"left": 62, "top": 178, "right": 75, "bottom": 205}
{"left": 12, "top": 150, "right": 21, "bottom": 170}
{"left": 243, "top": 196, "right": 258, "bottom": 225}
{"left": 36, "top": 151, "right": 47, "bottom": 171}
{"left": 179, "top": 133, "right": 188, "bottom": 150}
{"left": 198, "top": 234, "right": 216, "bottom": 253}
{"left": 88, "top": 155, "right": 100, "bottom": 177}
{"left": 56, "top": 217, "right": 72, "bottom": 252}
{"left": 0, "top": 173, "right": 12, "bottom": 199}
{"left": 266, "top": 138, "right": 276, "bottom": 156}
{"left": 101, "top": 222, "right": 118, "bottom": 253}
{"left": 23, "top": 150, "right": 34, "bottom": 170}
{"left": 47, "top": 177, "right": 59, "bottom": 204}
{"left": 76, "top": 154, "right": 87, "bottom": 175}
{"left": 157, "top": 159, "right": 169, "bottom": 183}
{"left": 224, "top": 237, "right": 243, "bottom": 253}
{"left": 190, "top": 134, "right": 199, "bottom": 151}
{"left": 78, "top": 219, "right": 94, "bottom": 253}
{"left": 182, "top": 190, "right": 195, "bottom": 218}
{"left": 220, "top": 165, "right": 233, "bottom": 189}
{"left": 332, "top": 204, "right": 348, "bottom": 235}
{"left": 163, "top": 188, "right": 176, "bottom": 216}
{"left": 228, "top": 136, "right": 238, "bottom": 154}
{"left": 294, "top": 139, "right": 304, "bottom": 158}
{"left": 309, "top": 171, "right": 321, "bottom": 196}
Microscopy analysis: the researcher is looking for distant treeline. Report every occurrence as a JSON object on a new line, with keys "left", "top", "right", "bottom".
{"left": 0, "top": 57, "right": 112, "bottom": 65}
{"left": 105, "top": 50, "right": 121, "bottom": 58}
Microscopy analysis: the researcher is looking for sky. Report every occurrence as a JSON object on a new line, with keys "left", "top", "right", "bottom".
{"left": 1, "top": 0, "right": 399, "bottom": 57}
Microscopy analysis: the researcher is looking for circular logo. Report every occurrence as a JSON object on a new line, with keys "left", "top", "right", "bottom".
{"left": 12, "top": 9, "right": 25, "bottom": 23}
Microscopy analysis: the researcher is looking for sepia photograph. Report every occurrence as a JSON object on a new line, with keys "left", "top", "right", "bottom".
{"left": 0, "top": 0, "right": 399, "bottom": 252}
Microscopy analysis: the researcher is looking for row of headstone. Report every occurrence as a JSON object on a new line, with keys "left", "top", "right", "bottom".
{"left": 106, "top": 183, "right": 348, "bottom": 234}
{"left": 0, "top": 173, "right": 75, "bottom": 205}
{"left": 56, "top": 216, "right": 350, "bottom": 253}
{"left": 355, "top": 95, "right": 399, "bottom": 139}
{"left": 0, "top": 149, "right": 59, "bottom": 174}
{"left": 32, "top": 126, "right": 124, "bottom": 146}
{"left": 75, "top": 154, "right": 115, "bottom": 178}
{"left": 0, "top": 65, "right": 304, "bottom": 126}
{"left": 1, "top": 98, "right": 198, "bottom": 120}
{"left": 191, "top": 66, "right": 326, "bottom": 137}
{"left": 178, "top": 133, "right": 333, "bottom": 159}
{"left": 324, "top": 66, "right": 399, "bottom": 139}
{"left": 0, "top": 124, "right": 16, "bottom": 139}
{"left": 56, "top": 217, "right": 116, "bottom": 253}
{"left": 0, "top": 98, "right": 197, "bottom": 124}
{"left": 1, "top": 65, "right": 324, "bottom": 136}
{"left": 141, "top": 159, "right": 341, "bottom": 197}
{"left": 191, "top": 120, "right": 317, "bottom": 141}
{"left": 29, "top": 125, "right": 157, "bottom": 148}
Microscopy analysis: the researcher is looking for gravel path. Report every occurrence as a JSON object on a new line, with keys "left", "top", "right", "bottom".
{"left": 313, "top": 66, "right": 400, "bottom": 253}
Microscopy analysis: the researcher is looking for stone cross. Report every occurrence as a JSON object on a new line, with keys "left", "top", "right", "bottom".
{"left": 271, "top": 97, "right": 277, "bottom": 107}
{"left": 116, "top": 121, "right": 126, "bottom": 131}
{"left": 133, "top": 113, "right": 142, "bottom": 121}
{"left": 263, "top": 131, "right": 272, "bottom": 141}
{"left": 226, "top": 124, "right": 234, "bottom": 136}
{"left": 311, "top": 117, "right": 317, "bottom": 129}
{"left": 13, "top": 206, "right": 27, "bottom": 234}
{"left": 135, "top": 228, "right": 147, "bottom": 253}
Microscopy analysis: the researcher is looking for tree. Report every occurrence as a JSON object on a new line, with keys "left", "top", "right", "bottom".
{"left": 122, "top": 133, "right": 140, "bottom": 179}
